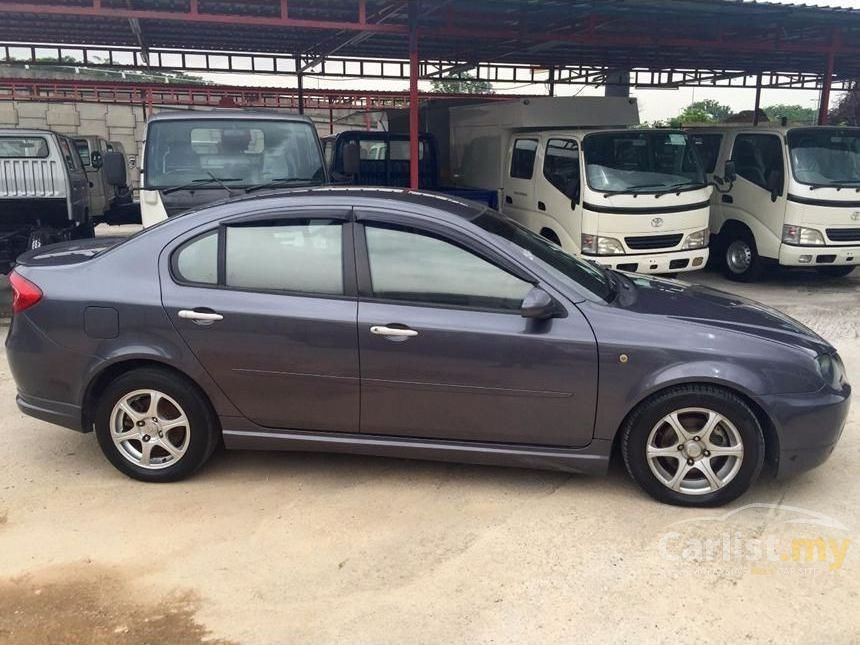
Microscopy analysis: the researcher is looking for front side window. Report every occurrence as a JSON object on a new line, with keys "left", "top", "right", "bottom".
{"left": 365, "top": 225, "right": 532, "bottom": 310}
{"left": 689, "top": 133, "right": 724, "bottom": 174}
{"left": 732, "top": 133, "right": 784, "bottom": 191}
{"left": 787, "top": 128, "right": 860, "bottom": 188}
{"left": 173, "top": 219, "right": 343, "bottom": 295}
{"left": 0, "top": 136, "right": 49, "bottom": 159}
{"left": 543, "top": 138, "right": 581, "bottom": 200}
{"left": 144, "top": 119, "right": 325, "bottom": 190}
{"left": 583, "top": 131, "right": 705, "bottom": 194}
{"left": 510, "top": 139, "right": 538, "bottom": 180}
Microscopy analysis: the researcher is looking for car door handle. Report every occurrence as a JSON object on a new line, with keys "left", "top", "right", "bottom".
{"left": 178, "top": 309, "right": 224, "bottom": 322}
{"left": 370, "top": 325, "right": 418, "bottom": 338}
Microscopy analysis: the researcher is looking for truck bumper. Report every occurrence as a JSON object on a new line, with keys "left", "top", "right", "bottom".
{"left": 589, "top": 248, "right": 709, "bottom": 275}
{"left": 778, "top": 243, "right": 860, "bottom": 267}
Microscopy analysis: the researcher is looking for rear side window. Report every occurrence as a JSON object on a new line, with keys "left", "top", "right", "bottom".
{"left": 0, "top": 136, "right": 49, "bottom": 158}
{"left": 175, "top": 231, "right": 218, "bottom": 284}
{"left": 510, "top": 139, "right": 538, "bottom": 179}
{"left": 731, "top": 133, "right": 784, "bottom": 191}
{"left": 690, "top": 133, "right": 723, "bottom": 173}
{"left": 226, "top": 221, "right": 343, "bottom": 294}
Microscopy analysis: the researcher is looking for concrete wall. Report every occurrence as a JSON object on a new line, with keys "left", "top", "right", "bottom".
{"left": 0, "top": 101, "right": 384, "bottom": 190}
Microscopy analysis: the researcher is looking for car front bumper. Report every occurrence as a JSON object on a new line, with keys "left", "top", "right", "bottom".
{"left": 589, "top": 248, "right": 709, "bottom": 275}
{"left": 760, "top": 384, "right": 851, "bottom": 479}
{"left": 778, "top": 243, "right": 860, "bottom": 267}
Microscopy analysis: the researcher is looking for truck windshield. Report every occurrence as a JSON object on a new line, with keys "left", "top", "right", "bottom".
{"left": 583, "top": 131, "right": 706, "bottom": 195}
{"left": 144, "top": 119, "right": 325, "bottom": 190}
{"left": 0, "top": 136, "right": 49, "bottom": 158}
{"left": 788, "top": 128, "right": 860, "bottom": 187}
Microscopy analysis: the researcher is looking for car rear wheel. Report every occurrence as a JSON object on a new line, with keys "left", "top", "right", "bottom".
{"left": 816, "top": 265, "right": 855, "bottom": 278}
{"left": 621, "top": 385, "right": 765, "bottom": 507}
{"left": 94, "top": 368, "right": 219, "bottom": 482}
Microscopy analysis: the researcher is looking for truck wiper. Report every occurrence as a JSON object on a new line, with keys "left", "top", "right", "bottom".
{"left": 162, "top": 174, "right": 242, "bottom": 195}
{"left": 244, "top": 177, "right": 320, "bottom": 194}
{"left": 603, "top": 184, "right": 665, "bottom": 198}
{"left": 653, "top": 181, "right": 706, "bottom": 196}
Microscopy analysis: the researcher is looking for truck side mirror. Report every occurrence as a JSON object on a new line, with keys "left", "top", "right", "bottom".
{"left": 90, "top": 150, "right": 103, "bottom": 170}
{"left": 102, "top": 151, "right": 127, "bottom": 187}
{"left": 342, "top": 142, "right": 360, "bottom": 177}
{"left": 723, "top": 160, "right": 737, "bottom": 184}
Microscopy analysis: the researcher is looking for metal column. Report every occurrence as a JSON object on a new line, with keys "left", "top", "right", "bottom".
{"left": 753, "top": 72, "right": 762, "bottom": 126}
{"left": 408, "top": 0, "right": 419, "bottom": 190}
{"left": 296, "top": 55, "right": 305, "bottom": 115}
{"left": 818, "top": 50, "right": 835, "bottom": 125}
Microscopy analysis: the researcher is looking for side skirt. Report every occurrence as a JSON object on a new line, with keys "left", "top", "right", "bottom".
{"left": 222, "top": 426, "right": 612, "bottom": 476}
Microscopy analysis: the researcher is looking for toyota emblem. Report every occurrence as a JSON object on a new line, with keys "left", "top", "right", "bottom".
{"left": 651, "top": 217, "right": 664, "bottom": 228}
{"left": 852, "top": 211, "right": 860, "bottom": 222}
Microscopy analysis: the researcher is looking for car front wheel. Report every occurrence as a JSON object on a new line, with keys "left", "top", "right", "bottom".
{"left": 94, "top": 368, "right": 219, "bottom": 482}
{"left": 622, "top": 385, "right": 765, "bottom": 507}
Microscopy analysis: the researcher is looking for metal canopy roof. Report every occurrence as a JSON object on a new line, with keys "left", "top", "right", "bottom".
{"left": 0, "top": 0, "right": 859, "bottom": 84}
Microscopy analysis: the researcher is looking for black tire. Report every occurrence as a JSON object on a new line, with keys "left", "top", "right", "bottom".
{"left": 73, "top": 222, "right": 95, "bottom": 239}
{"left": 816, "top": 265, "right": 855, "bottom": 278}
{"left": 721, "top": 229, "right": 765, "bottom": 282}
{"left": 27, "top": 228, "right": 55, "bottom": 250}
{"left": 94, "top": 367, "right": 220, "bottom": 482}
{"left": 621, "top": 384, "right": 765, "bottom": 507}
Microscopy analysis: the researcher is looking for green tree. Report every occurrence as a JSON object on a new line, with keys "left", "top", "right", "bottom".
{"left": 763, "top": 104, "right": 817, "bottom": 125}
{"left": 431, "top": 72, "right": 493, "bottom": 95}
{"left": 829, "top": 88, "right": 859, "bottom": 125}
{"left": 667, "top": 100, "right": 735, "bottom": 127}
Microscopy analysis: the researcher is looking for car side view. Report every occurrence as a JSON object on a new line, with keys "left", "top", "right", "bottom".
{"left": 5, "top": 188, "right": 851, "bottom": 506}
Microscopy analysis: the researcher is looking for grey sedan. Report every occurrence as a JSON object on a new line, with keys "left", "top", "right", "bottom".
{"left": 5, "top": 188, "right": 851, "bottom": 506}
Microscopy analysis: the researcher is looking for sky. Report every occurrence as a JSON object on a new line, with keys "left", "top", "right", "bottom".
{"left": 196, "top": 0, "right": 858, "bottom": 123}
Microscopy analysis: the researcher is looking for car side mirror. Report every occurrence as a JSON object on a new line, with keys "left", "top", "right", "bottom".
{"left": 102, "top": 151, "right": 127, "bottom": 187}
{"left": 342, "top": 142, "right": 360, "bottom": 176}
{"left": 520, "top": 287, "right": 559, "bottom": 320}
{"left": 723, "top": 160, "right": 737, "bottom": 184}
{"left": 90, "top": 150, "right": 103, "bottom": 170}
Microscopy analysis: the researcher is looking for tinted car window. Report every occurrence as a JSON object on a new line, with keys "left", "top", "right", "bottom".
{"left": 732, "top": 133, "right": 784, "bottom": 191}
{"left": 226, "top": 220, "right": 343, "bottom": 294}
{"left": 175, "top": 231, "right": 218, "bottom": 285}
{"left": 510, "top": 139, "right": 538, "bottom": 180}
{"left": 544, "top": 138, "right": 581, "bottom": 200}
{"left": 689, "top": 133, "right": 723, "bottom": 173}
{"left": 365, "top": 225, "right": 532, "bottom": 310}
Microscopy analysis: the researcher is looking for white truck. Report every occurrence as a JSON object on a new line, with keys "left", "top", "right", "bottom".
{"left": 139, "top": 110, "right": 327, "bottom": 227}
{"left": 446, "top": 97, "right": 712, "bottom": 275}
{"left": 688, "top": 125, "right": 859, "bottom": 280}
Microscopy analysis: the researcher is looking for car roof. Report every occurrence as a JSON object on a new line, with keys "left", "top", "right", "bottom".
{"left": 147, "top": 109, "right": 315, "bottom": 125}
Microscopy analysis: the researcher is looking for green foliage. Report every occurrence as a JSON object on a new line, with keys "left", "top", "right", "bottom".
{"left": 430, "top": 72, "right": 493, "bottom": 95}
{"left": 829, "top": 90, "right": 859, "bottom": 126}
{"left": 762, "top": 104, "right": 817, "bottom": 125}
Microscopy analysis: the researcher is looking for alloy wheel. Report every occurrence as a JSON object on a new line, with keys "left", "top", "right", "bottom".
{"left": 109, "top": 389, "right": 191, "bottom": 470}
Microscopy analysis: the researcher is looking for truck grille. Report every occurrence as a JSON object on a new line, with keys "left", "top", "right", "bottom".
{"left": 826, "top": 228, "right": 860, "bottom": 243}
{"left": 625, "top": 233, "right": 683, "bottom": 250}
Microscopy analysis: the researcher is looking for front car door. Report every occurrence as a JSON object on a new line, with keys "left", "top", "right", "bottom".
{"left": 535, "top": 136, "right": 583, "bottom": 250}
{"left": 354, "top": 210, "right": 598, "bottom": 448}
{"left": 161, "top": 207, "right": 360, "bottom": 432}
{"left": 502, "top": 137, "right": 539, "bottom": 227}
{"left": 57, "top": 136, "right": 88, "bottom": 223}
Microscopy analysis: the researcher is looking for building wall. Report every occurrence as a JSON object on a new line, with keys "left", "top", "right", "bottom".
{"left": 0, "top": 101, "right": 382, "bottom": 190}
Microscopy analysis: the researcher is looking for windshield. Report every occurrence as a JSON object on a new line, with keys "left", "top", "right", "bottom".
{"left": 788, "top": 128, "right": 860, "bottom": 187}
{"left": 144, "top": 119, "right": 325, "bottom": 190}
{"left": 471, "top": 210, "right": 612, "bottom": 301}
{"left": 583, "top": 131, "right": 706, "bottom": 194}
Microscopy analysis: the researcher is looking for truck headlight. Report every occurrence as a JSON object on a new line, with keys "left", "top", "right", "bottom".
{"left": 783, "top": 225, "right": 825, "bottom": 245}
{"left": 682, "top": 228, "right": 709, "bottom": 250}
{"left": 581, "top": 234, "right": 625, "bottom": 255}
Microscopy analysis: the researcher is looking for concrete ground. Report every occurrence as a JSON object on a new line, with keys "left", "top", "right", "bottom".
{"left": 0, "top": 263, "right": 857, "bottom": 645}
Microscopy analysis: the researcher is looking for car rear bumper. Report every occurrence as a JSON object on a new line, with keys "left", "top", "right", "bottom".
{"left": 778, "top": 243, "right": 860, "bottom": 267}
{"left": 760, "top": 384, "right": 851, "bottom": 479}
{"left": 16, "top": 392, "right": 84, "bottom": 432}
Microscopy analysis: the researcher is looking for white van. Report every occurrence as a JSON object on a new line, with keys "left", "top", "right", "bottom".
{"left": 689, "top": 126, "right": 860, "bottom": 280}
{"left": 450, "top": 98, "right": 712, "bottom": 275}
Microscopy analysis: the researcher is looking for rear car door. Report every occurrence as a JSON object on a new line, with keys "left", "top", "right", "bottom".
{"left": 161, "top": 208, "right": 360, "bottom": 432}
{"left": 354, "top": 211, "right": 598, "bottom": 447}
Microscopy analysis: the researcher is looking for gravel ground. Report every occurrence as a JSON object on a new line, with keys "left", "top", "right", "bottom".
{"left": 0, "top": 265, "right": 857, "bottom": 645}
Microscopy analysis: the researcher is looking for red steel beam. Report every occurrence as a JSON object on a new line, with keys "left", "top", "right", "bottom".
{"left": 408, "top": 0, "right": 419, "bottom": 190}
{"left": 818, "top": 50, "right": 835, "bottom": 125}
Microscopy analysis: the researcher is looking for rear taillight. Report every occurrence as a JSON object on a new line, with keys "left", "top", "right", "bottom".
{"left": 8, "top": 271, "right": 42, "bottom": 314}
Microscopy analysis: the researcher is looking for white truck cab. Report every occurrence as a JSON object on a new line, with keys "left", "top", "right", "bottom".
{"left": 450, "top": 98, "right": 711, "bottom": 275}
{"left": 689, "top": 126, "right": 860, "bottom": 280}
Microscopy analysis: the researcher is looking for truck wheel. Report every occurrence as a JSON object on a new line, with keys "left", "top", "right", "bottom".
{"left": 816, "top": 266, "right": 855, "bottom": 278}
{"left": 722, "top": 231, "right": 764, "bottom": 282}
{"left": 27, "top": 229, "right": 55, "bottom": 250}
{"left": 73, "top": 223, "right": 95, "bottom": 239}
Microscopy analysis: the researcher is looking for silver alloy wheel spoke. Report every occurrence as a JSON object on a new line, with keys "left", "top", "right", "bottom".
{"left": 646, "top": 407, "right": 744, "bottom": 496}
{"left": 109, "top": 389, "right": 191, "bottom": 470}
